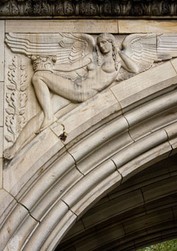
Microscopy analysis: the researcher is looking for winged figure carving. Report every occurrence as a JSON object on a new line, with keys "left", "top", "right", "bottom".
{"left": 119, "top": 33, "right": 177, "bottom": 74}
{"left": 4, "top": 32, "right": 177, "bottom": 159}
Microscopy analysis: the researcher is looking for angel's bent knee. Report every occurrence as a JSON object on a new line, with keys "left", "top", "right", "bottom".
{"left": 32, "top": 72, "right": 43, "bottom": 86}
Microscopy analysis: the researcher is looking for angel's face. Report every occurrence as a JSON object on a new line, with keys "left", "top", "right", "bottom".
{"left": 97, "top": 38, "right": 112, "bottom": 54}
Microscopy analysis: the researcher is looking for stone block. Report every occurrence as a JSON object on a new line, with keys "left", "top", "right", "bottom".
{"left": 0, "top": 189, "right": 15, "bottom": 227}
{"left": 142, "top": 175, "right": 177, "bottom": 203}
{"left": 0, "top": 158, "right": 2, "bottom": 188}
{"left": 63, "top": 219, "right": 85, "bottom": 240}
{"left": 119, "top": 20, "right": 177, "bottom": 33}
{"left": 171, "top": 58, "right": 177, "bottom": 73}
{"left": 0, "top": 83, "right": 3, "bottom": 127}
{"left": 124, "top": 209, "right": 173, "bottom": 234}
{"left": 112, "top": 130, "right": 168, "bottom": 170}
{"left": 53, "top": 90, "right": 121, "bottom": 144}
{"left": 71, "top": 223, "right": 124, "bottom": 251}
{"left": 28, "top": 166, "right": 83, "bottom": 220}
{"left": 41, "top": 210, "right": 77, "bottom": 251}
{"left": 82, "top": 189, "right": 143, "bottom": 228}
{"left": 76, "top": 132, "right": 133, "bottom": 175}
{"left": 0, "top": 202, "right": 29, "bottom": 251}
{"left": 111, "top": 62, "right": 177, "bottom": 111}
{"left": 6, "top": 20, "right": 118, "bottom": 33}
{"left": 0, "top": 21, "right": 4, "bottom": 82}
{"left": 118, "top": 142, "right": 171, "bottom": 182}
{"left": 0, "top": 127, "right": 3, "bottom": 158}
{"left": 3, "top": 128, "right": 64, "bottom": 195}
{"left": 62, "top": 160, "right": 119, "bottom": 210}
{"left": 165, "top": 122, "right": 177, "bottom": 155}
{"left": 68, "top": 116, "right": 128, "bottom": 163}
{"left": 23, "top": 200, "right": 76, "bottom": 251}
{"left": 128, "top": 105, "right": 177, "bottom": 141}
{"left": 71, "top": 170, "right": 122, "bottom": 217}
{"left": 4, "top": 214, "right": 39, "bottom": 251}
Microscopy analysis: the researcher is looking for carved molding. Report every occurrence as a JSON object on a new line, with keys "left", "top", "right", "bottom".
{"left": 0, "top": 0, "right": 176, "bottom": 17}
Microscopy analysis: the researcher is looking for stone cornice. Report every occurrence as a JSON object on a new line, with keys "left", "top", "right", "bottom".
{"left": 0, "top": 0, "right": 176, "bottom": 18}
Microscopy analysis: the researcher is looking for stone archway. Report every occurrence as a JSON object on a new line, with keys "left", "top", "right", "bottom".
{"left": 1, "top": 56, "right": 177, "bottom": 250}
{"left": 58, "top": 154, "right": 177, "bottom": 250}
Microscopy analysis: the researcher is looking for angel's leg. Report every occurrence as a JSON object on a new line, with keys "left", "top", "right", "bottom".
{"left": 4, "top": 94, "right": 67, "bottom": 159}
{"left": 4, "top": 111, "right": 44, "bottom": 159}
{"left": 33, "top": 71, "right": 97, "bottom": 101}
{"left": 32, "top": 71, "right": 97, "bottom": 129}
{"left": 32, "top": 72, "right": 57, "bottom": 130}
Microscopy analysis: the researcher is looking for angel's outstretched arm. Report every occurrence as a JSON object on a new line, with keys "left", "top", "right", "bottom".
{"left": 53, "top": 56, "right": 92, "bottom": 72}
{"left": 119, "top": 51, "right": 140, "bottom": 74}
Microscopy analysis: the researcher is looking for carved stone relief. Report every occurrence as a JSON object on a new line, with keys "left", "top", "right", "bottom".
{"left": 3, "top": 32, "right": 177, "bottom": 160}
{"left": 5, "top": 56, "right": 28, "bottom": 144}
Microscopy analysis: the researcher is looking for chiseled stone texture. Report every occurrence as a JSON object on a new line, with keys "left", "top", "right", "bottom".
{"left": 6, "top": 20, "right": 118, "bottom": 33}
{"left": 0, "top": 159, "right": 2, "bottom": 188}
{"left": 59, "top": 155, "right": 177, "bottom": 251}
{"left": 0, "top": 82, "right": 3, "bottom": 127}
{"left": 0, "top": 21, "right": 4, "bottom": 82}
{"left": 1, "top": 1, "right": 177, "bottom": 17}
{"left": 119, "top": 20, "right": 177, "bottom": 33}
{"left": 111, "top": 61, "right": 177, "bottom": 111}
{"left": 0, "top": 127, "right": 3, "bottom": 158}
{"left": 1, "top": 19, "right": 177, "bottom": 251}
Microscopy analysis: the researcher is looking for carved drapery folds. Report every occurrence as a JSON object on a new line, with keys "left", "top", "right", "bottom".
{"left": 0, "top": 0, "right": 176, "bottom": 17}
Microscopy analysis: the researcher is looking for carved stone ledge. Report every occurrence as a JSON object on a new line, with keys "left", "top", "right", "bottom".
{"left": 0, "top": 0, "right": 176, "bottom": 18}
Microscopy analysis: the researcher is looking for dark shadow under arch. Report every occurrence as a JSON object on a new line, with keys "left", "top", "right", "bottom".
{"left": 58, "top": 153, "right": 177, "bottom": 251}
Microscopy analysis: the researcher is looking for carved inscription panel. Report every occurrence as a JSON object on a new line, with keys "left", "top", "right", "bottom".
{"left": 3, "top": 32, "right": 177, "bottom": 159}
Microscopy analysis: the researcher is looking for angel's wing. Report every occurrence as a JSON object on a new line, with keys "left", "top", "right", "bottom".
{"left": 5, "top": 32, "right": 95, "bottom": 64}
{"left": 120, "top": 33, "right": 177, "bottom": 74}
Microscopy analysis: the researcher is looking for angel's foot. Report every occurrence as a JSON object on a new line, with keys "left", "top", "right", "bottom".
{"left": 3, "top": 145, "right": 17, "bottom": 160}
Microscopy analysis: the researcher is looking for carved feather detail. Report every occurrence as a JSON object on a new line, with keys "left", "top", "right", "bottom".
{"left": 5, "top": 32, "right": 95, "bottom": 65}
{"left": 121, "top": 33, "right": 177, "bottom": 74}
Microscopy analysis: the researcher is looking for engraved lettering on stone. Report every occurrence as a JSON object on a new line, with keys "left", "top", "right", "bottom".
{"left": 5, "top": 56, "right": 28, "bottom": 144}
{"left": 4, "top": 32, "right": 177, "bottom": 159}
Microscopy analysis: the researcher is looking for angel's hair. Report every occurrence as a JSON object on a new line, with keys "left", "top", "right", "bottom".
{"left": 96, "top": 33, "right": 118, "bottom": 70}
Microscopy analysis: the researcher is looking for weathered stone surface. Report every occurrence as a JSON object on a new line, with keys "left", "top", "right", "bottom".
{"left": 0, "top": 1, "right": 177, "bottom": 17}
{"left": 3, "top": 128, "right": 64, "bottom": 194}
{"left": 142, "top": 175, "right": 177, "bottom": 203}
{"left": 165, "top": 122, "right": 177, "bottom": 155}
{"left": 1, "top": 19, "right": 177, "bottom": 251}
{"left": 0, "top": 83, "right": 3, "bottom": 127}
{"left": 6, "top": 20, "right": 118, "bottom": 33}
{"left": 0, "top": 21, "right": 4, "bottom": 82}
{"left": 81, "top": 189, "right": 144, "bottom": 228}
{"left": 62, "top": 160, "right": 120, "bottom": 210}
{"left": 111, "top": 61, "right": 177, "bottom": 111}
{"left": 52, "top": 90, "right": 122, "bottom": 144}
{"left": 0, "top": 189, "right": 15, "bottom": 227}
{"left": 0, "top": 127, "right": 3, "bottom": 158}
{"left": 119, "top": 142, "right": 172, "bottom": 181}
{"left": 22, "top": 201, "right": 76, "bottom": 251}
{"left": 0, "top": 158, "right": 2, "bottom": 188}
{"left": 119, "top": 20, "right": 177, "bottom": 33}
{"left": 3, "top": 215, "right": 39, "bottom": 251}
